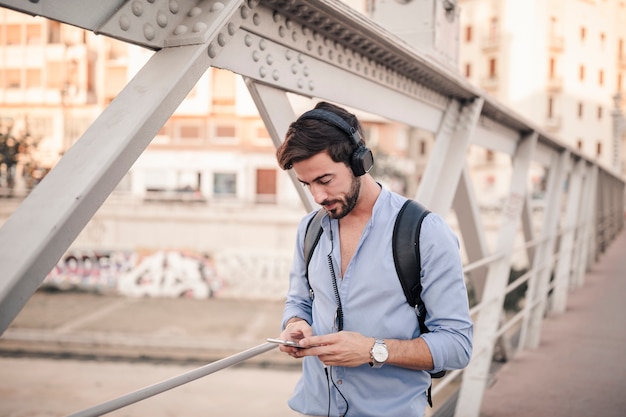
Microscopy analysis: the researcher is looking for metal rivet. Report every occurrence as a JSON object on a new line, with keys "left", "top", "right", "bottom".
{"left": 211, "top": 2, "right": 225, "bottom": 12}
{"left": 144, "top": 23, "right": 155, "bottom": 41}
{"left": 244, "top": 34, "right": 253, "bottom": 47}
{"left": 259, "top": 66, "right": 267, "bottom": 78}
{"left": 208, "top": 43, "right": 218, "bottom": 58}
{"left": 272, "top": 70, "right": 279, "bottom": 81}
{"left": 119, "top": 15, "right": 131, "bottom": 31}
{"left": 170, "top": 0, "right": 180, "bottom": 14}
{"left": 174, "top": 25, "right": 188, "bottom": 35}
{"left": 193, "top": 22, "right": 207, "bottom": 33}
{"left": 131, "top": 1, "right": 144, "bottom": 16}
{"left": 157, "top": 11, "right": 168, "bottom": 28}
{"left": 189, "top": 7, "right": 201, "bottom": 17}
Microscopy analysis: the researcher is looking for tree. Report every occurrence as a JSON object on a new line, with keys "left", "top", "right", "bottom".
{"left": 0, "top": 118, "right": 46, "bottom": 196}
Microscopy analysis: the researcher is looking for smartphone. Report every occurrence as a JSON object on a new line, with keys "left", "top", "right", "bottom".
{"left": 267, "top": 338, "right": 303, "bottom": 348}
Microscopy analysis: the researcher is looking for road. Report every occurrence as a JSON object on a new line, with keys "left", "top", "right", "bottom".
{"left": 0, "top": 355, "right": 302, "bottom": 417}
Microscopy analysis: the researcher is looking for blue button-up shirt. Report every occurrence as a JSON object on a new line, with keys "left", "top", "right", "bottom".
{"left": 282, "top": 186, "right": 473, "bottom": 417}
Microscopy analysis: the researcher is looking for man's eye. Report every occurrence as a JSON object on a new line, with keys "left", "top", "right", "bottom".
{"left": 319, "top": 178, "right": 331, "bottom": 185}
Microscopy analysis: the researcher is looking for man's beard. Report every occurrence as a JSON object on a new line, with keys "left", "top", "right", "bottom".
{"left": 323, "top": 174, "right": 361, "bottom": 220}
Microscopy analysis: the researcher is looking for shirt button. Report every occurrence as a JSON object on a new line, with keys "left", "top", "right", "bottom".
{"left": 336, "top": 379, "right": 343, "bottom": 385}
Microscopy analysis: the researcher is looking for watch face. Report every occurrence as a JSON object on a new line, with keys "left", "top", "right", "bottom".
{"left": 372, "top": 343, "right": 388, "bottom": 362}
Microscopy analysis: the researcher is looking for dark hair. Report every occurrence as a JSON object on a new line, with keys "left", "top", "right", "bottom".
{"left": 276, "top": 101, "right": 365, "bottom": 170}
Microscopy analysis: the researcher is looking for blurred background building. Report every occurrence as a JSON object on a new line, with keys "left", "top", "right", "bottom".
{"left": 0, "top": 0, "right": 624, "bottom": 298}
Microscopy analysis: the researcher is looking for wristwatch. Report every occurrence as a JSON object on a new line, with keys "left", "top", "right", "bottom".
{"left": 369, "top": 339, "right": 388, "bottom": 368}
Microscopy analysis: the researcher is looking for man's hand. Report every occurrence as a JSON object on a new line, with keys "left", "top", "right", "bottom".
{"left": 278, "top": 319, "right": 312, "bottom": 357}
{"left": 296, "top": 331, "right": 373, "bottom": 367}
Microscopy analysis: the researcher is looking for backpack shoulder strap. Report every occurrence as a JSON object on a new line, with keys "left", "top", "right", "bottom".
{"left": 303, "top": 209, "right": 325, "bottom": 297}
{"left": 392, "top": 199, "right": 430, "bottom": 333}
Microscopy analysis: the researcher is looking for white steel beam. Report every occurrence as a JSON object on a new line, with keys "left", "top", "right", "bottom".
{"left": 212, "top": 26, "right": 448, "bottom": 133}
{"left": 521, "top": 151, "right": 570, "bottom": 350}
{"left": 453, "top": 166, "right": 491, "bottom": 300}
{"left": 552, "top": 158, "right": 585, "bottom": 313}
{"left": 571, "top": 164, "right": 593, "bottom": 289}
{"left": 455, "top": 131, "right": 537, "bottom": 417}
{"left": 417, "top": 98, "right": 484, "bottom": 215}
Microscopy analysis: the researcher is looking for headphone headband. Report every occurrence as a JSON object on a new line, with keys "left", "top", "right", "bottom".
{"left": 298, "top": 108, "right": 363, "bottom": 147}
{"left": 296, "top": 107, "right": 373, "bottom": 176}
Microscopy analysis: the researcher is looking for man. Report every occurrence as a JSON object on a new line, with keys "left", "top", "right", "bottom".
{"left": 275, "top": 101, "right": 473, "bottom": 417}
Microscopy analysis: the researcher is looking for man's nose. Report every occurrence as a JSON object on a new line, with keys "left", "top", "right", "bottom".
{"left": 309, "top": 184, "right": 327, "bottom": 204}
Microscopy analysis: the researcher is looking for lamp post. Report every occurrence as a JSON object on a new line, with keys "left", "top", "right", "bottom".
{"left": 612, "top": 92, "right": 625, "bottom": 176}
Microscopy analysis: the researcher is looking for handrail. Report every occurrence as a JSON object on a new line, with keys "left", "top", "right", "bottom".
{"left": 65, "top": 343, "right": 278, "bottom": 417}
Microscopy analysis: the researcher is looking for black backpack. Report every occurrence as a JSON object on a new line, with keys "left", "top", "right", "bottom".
{"left": 303, "top": 200, "right": 447, "bottom": 390}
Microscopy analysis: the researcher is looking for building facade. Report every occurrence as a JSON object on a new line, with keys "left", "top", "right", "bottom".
{"left": 457, "top": 0, "right": 626, "bottom": 175}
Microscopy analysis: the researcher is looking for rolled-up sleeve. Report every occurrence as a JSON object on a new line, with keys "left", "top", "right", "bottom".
{"left": 418, "top": 213, "right": 473, "bottom": 372}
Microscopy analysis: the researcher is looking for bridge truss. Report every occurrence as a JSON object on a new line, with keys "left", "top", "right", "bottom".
{"left": 0, "top": 1, "right": 623, "bottom": 416}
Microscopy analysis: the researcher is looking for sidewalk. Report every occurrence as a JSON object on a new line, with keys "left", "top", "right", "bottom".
{"left": 0, "top": 292, "right": 295, "bottom": 368}
{"left": 479, "top": 229, "right": 626, "bottom": 417}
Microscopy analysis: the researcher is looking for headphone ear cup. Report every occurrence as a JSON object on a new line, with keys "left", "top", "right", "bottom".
{"left": 351, "top": 146, "right": 374, "bottom": 176}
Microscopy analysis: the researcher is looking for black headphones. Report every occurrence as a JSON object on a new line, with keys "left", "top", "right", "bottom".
{"left": 298, "top": 108, "right": 374, "bottom": 177}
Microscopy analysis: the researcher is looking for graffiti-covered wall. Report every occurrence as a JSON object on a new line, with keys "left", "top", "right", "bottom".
{"left": 43, "top": 247, "right": 293, "bottom": 300}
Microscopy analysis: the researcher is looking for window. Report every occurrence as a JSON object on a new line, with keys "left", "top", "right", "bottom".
{"left": 489, "top": 58, "right": 497, "bottom": 77}
{"left": 464, "top": 63, "right": 471, "bottom": 77}
{"left": 256, "top": 168, "right": 277, "bottom": 204}
{"left": 419, "top": 140, "right": 427, "bottom": 156}
{"left": 619, "top": 73, "right": 623, "bottom": 91}
{"left": 489, "top": 17, "right": 498, "bottom": 39}
{"left": 548, "top": 96, "right": 554, "bottom": 118}
{"left": 211, "top": 68, "right": 236, "bottom": 106}
{"left": 486, "top": 150, "right": 494, "bottom": 162}
{"left": 177, "top": 123, "right": 202, "bottom": 142}
{"left": 598, "top": 106, "right": 603, "bottom": 120}
{"left": 46, "top": 61, "right": 64, "bottom": 90}
{"left": 596, "top": 141, "right": 602, "bottom": 157}
{"left": 25, "top": 24, "right": 41, "bottom": 44}
{"left": 213, "top": 172, "right": 237, "bottom": 197}
{"left": 578, "top": 102, "right": 584, "bottom": 118}
{"left": 6, "top": 24, "right": 21, "bottom": 45}
{"left": 598, "top": 69, "right": 604, "bottom": 86}
{"left": 6, "top": 69, "right": 20, "bottom": 88}
{"left": 579, "top": 65, "right": 585, "bottom": 81}
{"left": 549, "top": 57, "right": 556, "bottom": 78}
{"left": 47, "top": 21, "right": 61, "bottom": 44}
{"left": 580, "top": 26, "right": 586, "bottom": 41}
{"left": 577, "top": 140, "right": 583, "bottom": 150}
{"left": 465, "top": 26, "right": 472, "bottom": 42}
{"left": 253, "top": 125, "right": 272, "bottom": 145}
{"left": 211, "top": 124, "right": 238, "bottom": 144}
{"left": 25, "top": 68, "right": 41, "bottom": 88}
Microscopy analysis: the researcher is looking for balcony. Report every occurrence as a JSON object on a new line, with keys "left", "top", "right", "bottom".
{"left": 548, "top": 35, "right": 564, "bottom": 53}
{"left": 482, "top": 34, "right": 501, "bottom": 52}
{"left": 545, "top": 115, "right": 561, "bottom": 131}
{"left": 546, "top": 75, "right": 563, "bottom": 92}
{"left": 480, "top": 75, "right": 499, "bottom": 91}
